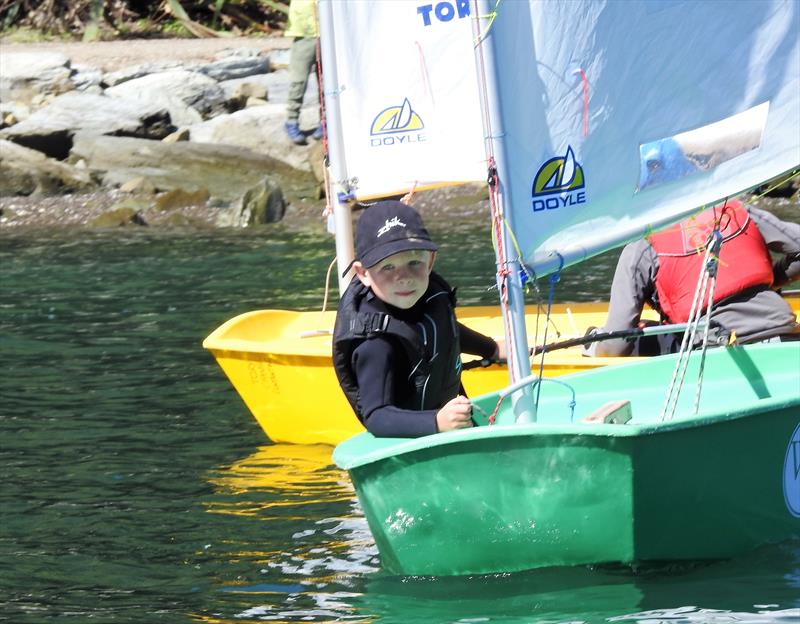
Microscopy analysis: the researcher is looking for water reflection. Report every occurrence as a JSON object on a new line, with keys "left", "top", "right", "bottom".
{"left": 206, "top": 444, "right": 353, "bottom": 516}
{"left": 354, "top": 545, "right": 800, "bottom": 624}
{"left": 199, "top": 445, "right": 377, "bottom": 622}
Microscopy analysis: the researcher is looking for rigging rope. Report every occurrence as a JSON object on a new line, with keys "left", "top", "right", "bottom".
{"left": 660, "top": 203, "right": 730, "bottom": 421}
{"left": 473, "top": 1, "right": 531, "bottom": 385}
{"left": 321, "top": 255, "right": 337, "bottom": 314}
{"left": 486, "top": 159, "right": 518, "bottom": 381}
{"left": 533, "top": 255, "right": 563, "bottom": 411}
{"left": 473, "top": 0, "right": 501, "bottom": 46}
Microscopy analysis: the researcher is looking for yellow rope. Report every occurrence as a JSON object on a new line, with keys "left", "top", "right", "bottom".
{"left": 473, "top": 0, "right": 501, "bottom": 46}
{"left": 321, "top": 255, "right": 337, "bottom": 315}
{"left": 750, "top": 168, "right": 800, "bottom": 201}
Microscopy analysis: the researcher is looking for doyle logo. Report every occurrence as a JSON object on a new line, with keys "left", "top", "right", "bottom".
{"left": 370, "top": 98, "right": 426, "bottom": 148}
{"left": 783, "top": 423, "right": 800, "bottom": 518}
{"left": 377, "top": 216, "right": 406, "bottom": 237}
{"left": 417, "top": 1, "right": 470, "bottom": 26}
{"left": 531, "top": 145, "right": 587, "bottom": 212}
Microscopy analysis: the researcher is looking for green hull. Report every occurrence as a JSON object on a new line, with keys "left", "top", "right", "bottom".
{"left": 333, "top": 344, "right": 800, "bottom": 576}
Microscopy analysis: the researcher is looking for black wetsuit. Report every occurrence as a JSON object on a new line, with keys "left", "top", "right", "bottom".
{"left": 332, "top": 273, "right": 497, "bottom": 437}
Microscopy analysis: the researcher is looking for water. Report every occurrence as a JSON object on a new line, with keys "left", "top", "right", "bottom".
{"left": 2, "top": 222, "right": 799, "bottom": 623}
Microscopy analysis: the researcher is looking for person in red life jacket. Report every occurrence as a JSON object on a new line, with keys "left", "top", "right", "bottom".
{"left": 332, "top": 200, "right": 505, "bottom": 438}
{"left": 593, "top": 200, "right": 800, "bottom": 357}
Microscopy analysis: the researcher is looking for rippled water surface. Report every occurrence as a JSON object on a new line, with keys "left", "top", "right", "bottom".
{"left": 2, "top": 221, "right": 799, "bottom": 623}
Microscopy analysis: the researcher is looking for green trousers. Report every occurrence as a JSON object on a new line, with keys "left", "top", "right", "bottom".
{"left": 286, "top": 36, "right": 318, "bottom": 123}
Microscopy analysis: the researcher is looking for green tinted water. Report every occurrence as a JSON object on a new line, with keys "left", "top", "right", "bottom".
{"left": 1, "top": 223, "right": 798, "bottom": 623}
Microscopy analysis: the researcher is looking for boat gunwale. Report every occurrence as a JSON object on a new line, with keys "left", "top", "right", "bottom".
{"left": 333, "top": 343, "right": 800, "bottom": 470}
{"left": 203, "top": 296, "right": 800, "bottom": 356}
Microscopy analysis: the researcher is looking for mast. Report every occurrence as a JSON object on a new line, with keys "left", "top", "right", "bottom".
{"left": 472, "top": 0, "right": 535, "bottom": 422}
{"left": 317, "top": 0, "right": 354, "bottom": 294}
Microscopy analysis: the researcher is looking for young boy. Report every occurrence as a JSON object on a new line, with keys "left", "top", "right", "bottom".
{"left": 332, "top": 200, "right": 503, "bottom": 438}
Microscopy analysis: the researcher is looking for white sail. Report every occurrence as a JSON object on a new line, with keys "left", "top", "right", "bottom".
{"left": 319, "top": 0, "right": 486, "bottom": 201}
{"left": 474, "top": 0, "right": 800, "bottom": 278}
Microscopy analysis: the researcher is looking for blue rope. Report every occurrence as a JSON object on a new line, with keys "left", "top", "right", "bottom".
{"left": 534, "top": 253, "right": 564, "bottom": 410}
{"left": 530, "top": 378, "right": 577, "bottom": 423}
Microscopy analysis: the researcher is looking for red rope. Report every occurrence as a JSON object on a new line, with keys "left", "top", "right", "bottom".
{"left": 487, "top": 157, "right": 517, "bottom": 383}
{"left": 314, "top": 35, "right": 334, "bottom": 220}
{"left": 415, "top": 41, "right": 433, "bottom": 100}
{"left": 474, "top": 2, "right": 520, "bottom": 385}
{"left": 579, "top": 68, "right": 589, "bottom": 137}
{"left": 488, "top": 396, "right": 503, "bottom": 425}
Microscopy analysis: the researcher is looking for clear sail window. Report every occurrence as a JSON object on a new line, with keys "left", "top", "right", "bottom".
{"left": 638, "top": 102, "right": 769, "bottom": 190}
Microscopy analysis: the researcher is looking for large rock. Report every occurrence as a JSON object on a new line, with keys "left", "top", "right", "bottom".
{"left": 0, "top": 139, "right": 94, "bottom": 196}
{"left": 0, "top": 92, "right": 173, "bottom": 159}
{"left": 218, "top": 80, "right": 269, "bottom": 111}
{"left": 105, "top": 70, "right": 227, "bottom": 121}
{"left": 103, "top": 61, "right": 190, "bottom": 87}
{"left": 70, "top": 64, "right": 104, "bottom": 91}
{"left": 218, "top": 177, "right": 286, "bottom": 226}
{"left": 70, "top": 134, "right": 288, "bottom": 203}
{"left": 0, "top": 52, "right": 74, "bottom": 104}
{"left": 196, "top": 55, "right": 270, "bottom": 82}
{"left": 188, "top": 103, "right": 319, "bottom": 172}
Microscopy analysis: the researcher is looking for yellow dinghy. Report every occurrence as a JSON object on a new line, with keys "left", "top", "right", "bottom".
{"left": 203, "top": 294, "right": 798, "bottom": 445}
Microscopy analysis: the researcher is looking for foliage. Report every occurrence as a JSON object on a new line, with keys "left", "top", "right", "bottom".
{"left": 0, "top": 0, "right": 290, "bottom": 39}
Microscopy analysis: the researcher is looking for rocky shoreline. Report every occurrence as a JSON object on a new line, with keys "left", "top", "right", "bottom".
{"left": 1, "top": 38, "right": 796, "bottom": 233}
{"left": 0, "top": 36, "right": 330, "bottom": 230}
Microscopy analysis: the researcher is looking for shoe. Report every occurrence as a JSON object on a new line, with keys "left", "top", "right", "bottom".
{"left": 311, "top": 125, "right": 323, "bottom": 140}
{"left": 285, "top": 121, "right": 306, "bottom": 145}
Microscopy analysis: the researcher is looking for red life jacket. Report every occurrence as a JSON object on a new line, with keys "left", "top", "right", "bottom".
{"left": 649, "top": 201, "right": 773, "bottom": 323}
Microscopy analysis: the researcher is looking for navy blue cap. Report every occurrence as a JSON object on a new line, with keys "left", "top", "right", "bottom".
{"left": 344, "top": 200, "right": 438, "bottom": 276}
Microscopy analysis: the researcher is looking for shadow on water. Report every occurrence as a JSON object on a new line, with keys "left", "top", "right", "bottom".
{"left": 351, "top": 542, "right": 800, "bottom": 623}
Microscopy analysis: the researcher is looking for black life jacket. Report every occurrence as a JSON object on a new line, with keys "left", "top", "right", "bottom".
{"left": 331, "top": 271, "right": 462, "bottom": 420}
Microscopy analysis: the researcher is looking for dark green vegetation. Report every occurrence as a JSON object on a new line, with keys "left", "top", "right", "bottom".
{"left": 0, "top": 0, "right": 289, "bottom": 41}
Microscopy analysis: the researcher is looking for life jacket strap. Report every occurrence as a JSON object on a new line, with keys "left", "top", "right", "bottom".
{"left": 350, "top": 312, "right": 390, "bottom": 337}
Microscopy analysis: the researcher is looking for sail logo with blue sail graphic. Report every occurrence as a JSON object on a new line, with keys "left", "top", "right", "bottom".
{"left": 531, "top": 146, "right": 587, "bottom": 212}
{"left": 369, "top": 98, "right": 426, "bottom": 148}
{"left": 784, "top": 423, "right": 800, "bottom": 518}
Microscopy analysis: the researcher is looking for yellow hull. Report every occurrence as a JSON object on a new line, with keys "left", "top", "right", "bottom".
{"left": 203, "top": 296, "right": 799, "bottom": 445}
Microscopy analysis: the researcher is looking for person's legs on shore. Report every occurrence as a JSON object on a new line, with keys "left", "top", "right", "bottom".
{"left": 285, "top": 36, "right": 317, "bottom": 145}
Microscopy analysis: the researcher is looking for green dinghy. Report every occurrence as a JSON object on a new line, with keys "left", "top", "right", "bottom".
{"left": 333, "top": 343, "right": 800, "bottom": 577}
{"left": 327, "top": 0, "right": 800, "bottom": 579}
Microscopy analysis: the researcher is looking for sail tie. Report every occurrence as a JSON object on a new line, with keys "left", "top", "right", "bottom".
{"left": 473, "top": 0, "right": 501, "bottom": 46}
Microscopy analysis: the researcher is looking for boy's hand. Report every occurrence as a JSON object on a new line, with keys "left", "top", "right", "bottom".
{"left": 436, "top": 395, "right": 473, "bottom": 432}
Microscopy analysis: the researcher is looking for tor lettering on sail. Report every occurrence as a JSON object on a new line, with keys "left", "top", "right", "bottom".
{"left": 417, "top": 0, "right": 471, "bottom": 26}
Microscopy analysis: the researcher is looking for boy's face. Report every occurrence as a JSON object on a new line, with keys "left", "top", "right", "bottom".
{"left": 355, "top": 250, "right": 435, "bottom": 309}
